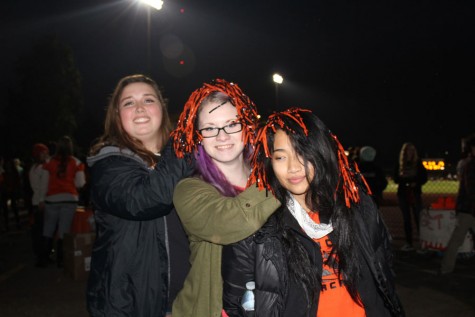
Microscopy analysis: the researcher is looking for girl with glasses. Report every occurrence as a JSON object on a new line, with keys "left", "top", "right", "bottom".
{"left": 170, "top": 78, "right": 280, "bottom": 316}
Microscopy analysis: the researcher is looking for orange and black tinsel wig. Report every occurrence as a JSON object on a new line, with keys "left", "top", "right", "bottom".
{"left": 171, "top": 78, "right": 260, "bottom": 158}
{"left": 247, "top": 107, "right": 370, "bottom": 208}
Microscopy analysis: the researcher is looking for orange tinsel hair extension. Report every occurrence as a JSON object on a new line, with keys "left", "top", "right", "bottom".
{"left": 247, "top": 108, "right": 311, "bottom": 191}
{"left": 248, "top": 107, "right": 369, "bottom": 208}
{"left": 331, "top": 133, "right": 371, "bottom": 207}
{"left": 171, "top": 78, "right": 260, "bottom": 158}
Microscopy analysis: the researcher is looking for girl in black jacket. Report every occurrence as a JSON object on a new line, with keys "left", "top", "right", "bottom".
{"left": 222, "top": 108, "right": 405, "bottom": 317}
{"left": 86, "top": 74, "right": 194, "bottom": 317}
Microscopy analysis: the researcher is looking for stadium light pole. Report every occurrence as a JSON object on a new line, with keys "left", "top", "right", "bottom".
{"left": 138, "top": 0, "right": 164, "bottom": 74}
{"left": 273, "top": 73, "right": 284, "bottom": 107}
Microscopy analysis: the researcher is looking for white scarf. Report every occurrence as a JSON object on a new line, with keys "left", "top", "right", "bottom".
{"left": 286, "top": 194, "right": 333, "bottom": 239}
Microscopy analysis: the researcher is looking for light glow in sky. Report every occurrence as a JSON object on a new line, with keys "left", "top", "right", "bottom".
{"left": 139, "top": 0, "right": 163, "bottom": 11}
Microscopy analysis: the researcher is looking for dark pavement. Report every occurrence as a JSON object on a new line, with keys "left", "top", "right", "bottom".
{"left": 390, "top": 240, "right": 475, "bottom": 317}
{"left": 1, "top": 206, "right": 475, "bottom": 317}
{"left": 0, "top": 227, "right": 88, "bottom": 317}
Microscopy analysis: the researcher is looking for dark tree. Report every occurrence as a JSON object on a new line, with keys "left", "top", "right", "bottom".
{"left": 4, "top": 35, "right": 83, "bottom": 158}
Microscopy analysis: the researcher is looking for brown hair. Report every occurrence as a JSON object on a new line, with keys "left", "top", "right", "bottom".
{"left": 55, "top": 136, "right": 74, "bottom": 178}
{"left": 89, "top": 74, "right": 172, "bottom": 166}
{"left": 398, "top": 142, "right": 419, "bottom": 177}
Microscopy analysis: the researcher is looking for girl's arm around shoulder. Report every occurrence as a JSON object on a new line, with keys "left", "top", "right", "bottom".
{"left": 90, "top": 149, "right": 192, "bottom": 221}
{"left": 150, "top": 140, "right": 195, "bottom": 203}
{"left": 173, "top": 178, "right": 280, "bottom": 244}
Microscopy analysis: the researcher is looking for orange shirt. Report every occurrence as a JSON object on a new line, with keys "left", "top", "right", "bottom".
{"left": 43, "top": 156, "right": 85, "bottom": 196}
{"left": 308, "top": 212, "right": 366, "bottom": 317}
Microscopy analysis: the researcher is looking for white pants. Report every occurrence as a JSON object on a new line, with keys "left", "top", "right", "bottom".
{"left": 43, "top": 203, "right": 77, "bottom": 239}
{"left": 440, "top": 213, "right": 475, "bottom": 273}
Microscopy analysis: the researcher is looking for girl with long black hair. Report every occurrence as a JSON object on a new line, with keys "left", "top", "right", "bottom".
{"left": 222, "top": 108, "right": 405, "bottom": 317}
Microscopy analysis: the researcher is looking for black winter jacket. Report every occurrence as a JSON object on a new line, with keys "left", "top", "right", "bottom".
{"left": 456, "top": 156, "right": 475, "bottom": 217}
{"left": 393, "top": 160, "right": 428, "bottom": 197}
{"left": 86, "top": 143, "right": 193, "bottom": 317}
{"left": 222, "top": 192, "right": 405, "bottom": 317}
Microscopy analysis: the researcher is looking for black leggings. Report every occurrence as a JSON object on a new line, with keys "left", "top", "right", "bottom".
{"left": 397, "top": 192, "right": 423, "bottom": 245}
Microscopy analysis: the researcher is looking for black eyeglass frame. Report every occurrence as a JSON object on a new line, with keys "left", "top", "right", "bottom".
{"left": 198, "top": 122, "right": 243, "bottom": 138}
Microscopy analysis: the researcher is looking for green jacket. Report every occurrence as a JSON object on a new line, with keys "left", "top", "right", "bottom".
{"left": 172, "top": 177, "right": 280, "bottom": 317}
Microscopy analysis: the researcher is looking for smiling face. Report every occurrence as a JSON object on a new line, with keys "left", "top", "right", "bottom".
{"left": 119, "top": 82, "right": 163, "bottom": 152}
{"left": 197, "top": 100, "right": 245, "bottom": 168}
{"left": 271, "top": 129, "right": 314, "bottom": 208}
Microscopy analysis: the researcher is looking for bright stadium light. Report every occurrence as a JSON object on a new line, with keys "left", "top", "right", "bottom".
{"left": 273, "top": 73, "right": 284, "bottom": 84}
{"left": 140, "top": 0, "right": 164, "bottom": 10}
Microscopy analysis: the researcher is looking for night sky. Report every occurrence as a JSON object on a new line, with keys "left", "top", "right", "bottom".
{"left": 1, "top": 0, "right": 474, "bottom": 170}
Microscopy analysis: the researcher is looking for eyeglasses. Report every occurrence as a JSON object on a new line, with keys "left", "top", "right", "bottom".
{"left": 198, "top": 122, "right": 243, "bottom": 138}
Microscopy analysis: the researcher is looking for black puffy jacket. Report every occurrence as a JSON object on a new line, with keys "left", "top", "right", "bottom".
{"left": 222, "top": 192, "right": 405, "bottom": 317}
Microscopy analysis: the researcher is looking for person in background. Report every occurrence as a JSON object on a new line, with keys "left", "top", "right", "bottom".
{"left": 0, "top": 156, "right": 5, "bottom": 232}
{"left": 13, "top": 158, "right": 26, "bottom": 208}
{"left": 439, "top": 135, "right": 475, "bottom": 275}
{"left": 222, "top": 108, "right": 404, "bottom": 317}
{"left": 13, "top": 158, "right": 24, "bottom": 177}
{"left": 456, "top": 133, "right": 475, "bottom": 179}
{"left": 29, "top": 143, "right": 50, "bottom": 267}
{"left": 170, "top": 78, "right": 280, "bottom": 316}
{"left": 393, "top": 142, "right": 428, "bottom": 251}
{"left": 357, "top": 146, "right": 388, "bottom": 208}
{"left": 86, "top": 74, "right": 194, "bottom": 317}
{"left": 347, "top": 146, "right": 361, "bottom": 162}
{"left": 1, "top": 158, "right": 23, "bottom": 231}
{"left": 38, "top": 136, "right": 86, "bottom": 268}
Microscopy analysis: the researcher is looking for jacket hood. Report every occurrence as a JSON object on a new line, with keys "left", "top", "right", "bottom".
{"left": 87, "top": 146, "right": 145, "bottom": 167}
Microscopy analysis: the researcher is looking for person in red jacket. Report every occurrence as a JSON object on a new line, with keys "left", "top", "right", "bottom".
{"left": 37, "top": 136, "right": 86, "bottom": 268}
